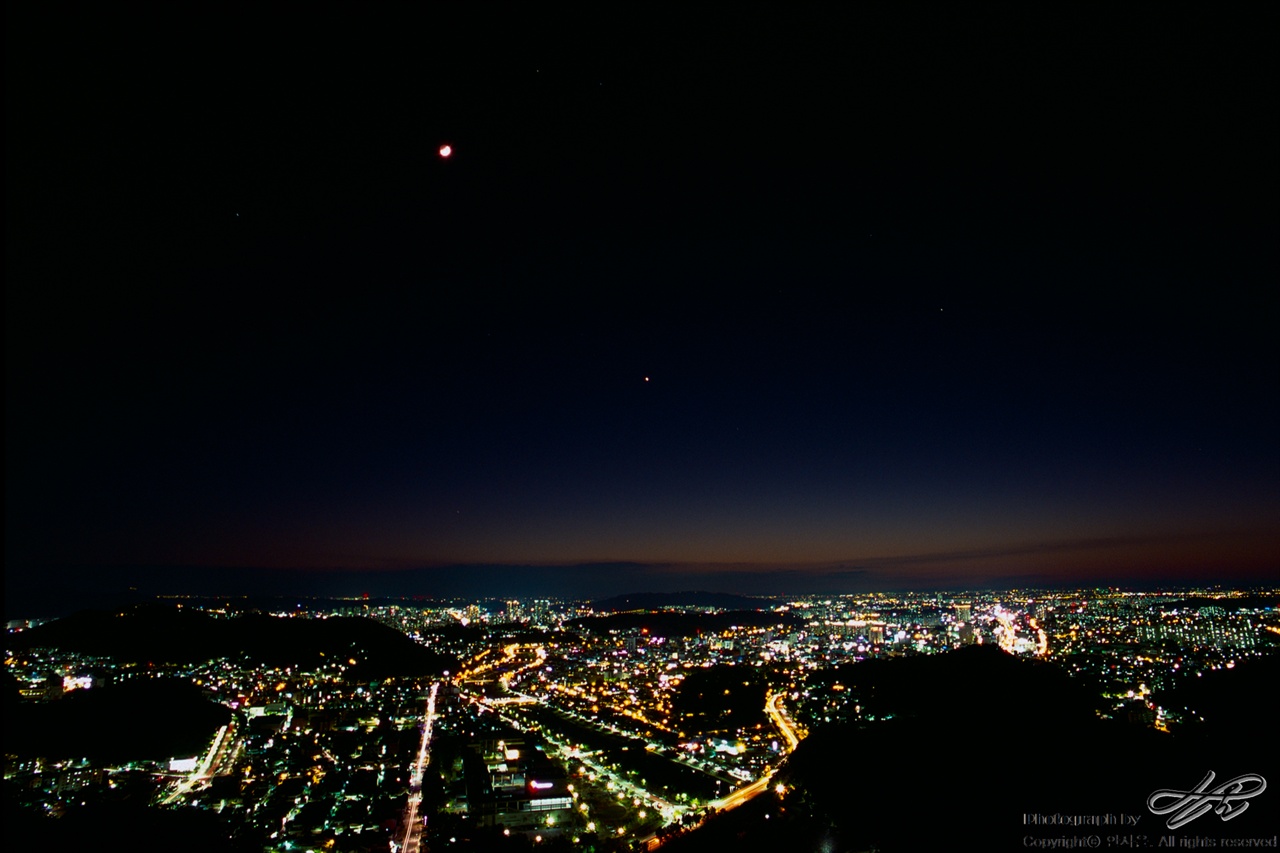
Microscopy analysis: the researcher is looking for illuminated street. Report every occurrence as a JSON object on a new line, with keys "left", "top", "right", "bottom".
{"left": 399, "top": 682, "right": 440, "bottom": 853}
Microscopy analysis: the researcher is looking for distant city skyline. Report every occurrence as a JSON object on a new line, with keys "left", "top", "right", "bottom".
{"left": 8, "top": 557, "right": 1277, "bottom": 622}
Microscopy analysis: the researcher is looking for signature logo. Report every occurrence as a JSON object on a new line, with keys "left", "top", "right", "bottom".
{"left": 1147, "top": 771, "right": 1267, "bottom": 830}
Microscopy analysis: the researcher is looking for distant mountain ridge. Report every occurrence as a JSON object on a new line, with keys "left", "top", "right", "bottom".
{"left": 592, "top": 590, "right": 769, "bottom": 612}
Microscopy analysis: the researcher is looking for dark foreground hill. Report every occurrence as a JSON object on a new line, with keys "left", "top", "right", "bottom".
{"left": 2, "top": 797, "right": 254, "bottom": 853}
{"left": 665, "top": 646, "right": 1279, "bottom": 852}
{"left": 3, "top": 677, "right": 229, "bottom": 763}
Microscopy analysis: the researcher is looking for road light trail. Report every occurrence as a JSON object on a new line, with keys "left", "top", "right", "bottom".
{"left": 708, "top": 693, "right": 804, "bottom": 813}
{"left": 399, "top": 682, "right": 439, "bottom": 853}
{"left": 162, "top": 717, "right": 241, "bottom": 804}
{"left": 765, "top": 691, "right": 803, "bottom": 754}
{"left": 714, "top": 773, "right": 773, "bottom": 812}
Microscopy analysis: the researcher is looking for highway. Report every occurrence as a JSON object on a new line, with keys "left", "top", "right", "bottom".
{"left": 461, "top": 649, "right": 810, "bottom": 847}
{"left": 399, "top": 682, "right": 440, "bottom": 853}
{"left": 713, "top": 772, "right": 773, "bottom": 812}
{"left": 765, "top": 691, "right": 803, "bottom": 754}
{"left": 994, "top": 607, "right": 1047, "bottom": 656}
{"left": 647, "top": 693, "right": 806, "bottom": 849}
{"left": 704, "top": 693, "right": 803, "bottom": 813}
{"left": 161, "top": 717, "right": 242, "bottom": 804}
{"left": 994, "top": 607, "right": 1019, "bottom": 654}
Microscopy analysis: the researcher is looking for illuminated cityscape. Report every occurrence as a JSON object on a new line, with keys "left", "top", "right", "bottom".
{"left": 6, "top": 5, "right": 1275, "bottom": 852}
{"left": 5, "top": 587, "right": 1277, "bottom": 850}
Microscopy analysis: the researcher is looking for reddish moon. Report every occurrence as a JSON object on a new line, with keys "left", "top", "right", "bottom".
{"left": 439, "top": 144, "right": 452, "bottom": 158}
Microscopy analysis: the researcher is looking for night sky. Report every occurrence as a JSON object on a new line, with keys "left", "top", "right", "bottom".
{"left": 6, "top": 8, "right": 1278, "bottom": 614}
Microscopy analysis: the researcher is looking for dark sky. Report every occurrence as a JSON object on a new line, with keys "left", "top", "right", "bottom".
{"left": 6, "top": 7, "right": 1278, "bottom": 613}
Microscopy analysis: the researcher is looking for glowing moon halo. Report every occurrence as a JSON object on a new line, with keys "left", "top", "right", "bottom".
{"left": 439, "top": 144, "right": 452, "bottom": 158}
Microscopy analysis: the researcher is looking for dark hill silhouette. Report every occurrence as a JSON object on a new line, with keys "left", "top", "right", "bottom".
{"left": 3, "top": 793, "right": 252, "bottom": 853}
{"left": 11, "top": 604, "right": 455, "bottom": 678}
{"left": 3, "top": 677, "right": 230, "bottom": 763}
{"left": 568, "top": 609, "right": 797, "bottom": 637}
{"left": 1155, "top": 654, "right": 1280, "bottom": 745}
{"left": 592, "top": 590, "right": 768, "bottom": 611}
{"left": 1166, "top": 594, "right": 1280, "bottom": 612}
{"left": 671, "top": 665, "right": 769, "bottom": 734}
{"left": 665, "top": 646, "right": 1278, "bottom": 852}
{"left": 416, "top": 622, "right": 558, "bottom": 646}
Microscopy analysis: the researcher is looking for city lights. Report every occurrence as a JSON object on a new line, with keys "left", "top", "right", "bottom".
{"left": 6, "top": 587, "right": 1274, "bottom": 851}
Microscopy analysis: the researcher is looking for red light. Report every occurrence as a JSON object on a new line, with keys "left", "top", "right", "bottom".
{"left": 439, "top": 145, "right": 452, "bottom": 158}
